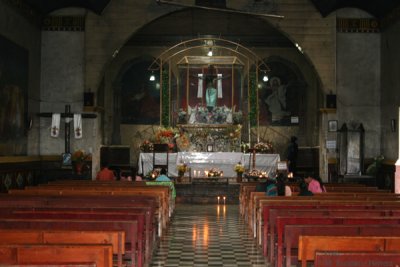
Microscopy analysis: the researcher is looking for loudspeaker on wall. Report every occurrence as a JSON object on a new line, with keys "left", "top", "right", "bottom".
{"left": 84, "top": 92, "right": 94, "bottom": 107}
{"left": 326, "top": 94, "right": 336, "bottom": 109}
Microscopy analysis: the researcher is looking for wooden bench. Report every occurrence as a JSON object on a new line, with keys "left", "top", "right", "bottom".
{"left": 0, "top": 229, "right": 125, "bottom": 267}
{"left": 298, "top": 236, "right": 400, "bottom": 267}
{"left": 9, "top": 186, "right": 170, "bottom": 233}
{"left": 314, "top": 251, "right": 400, "bottom": 267}
{"left": 4, "top": 210, "right": 147, "bottom": 267}
{"left": 272, "top": 211, "right": 400, "bottom": 266}
{"left": 259, "top": 198, "right": 400, "bottom": 254}
{"left": 0, "top": 218, "right": 139, "bottom": 267}
{"left": 284, "top": 224, "right": 400, "bottom": 267}
{"left": 0, "top": 244, "right": 113, "bottom": 267}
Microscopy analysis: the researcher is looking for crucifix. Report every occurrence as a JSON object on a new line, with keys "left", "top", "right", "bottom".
{"left": 39, "top": 104, "right": 97, "bottom": 154}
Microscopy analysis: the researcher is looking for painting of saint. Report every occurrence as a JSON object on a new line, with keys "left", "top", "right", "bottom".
{"left": 0, "top": 35, "right": 28, "bottom": 155}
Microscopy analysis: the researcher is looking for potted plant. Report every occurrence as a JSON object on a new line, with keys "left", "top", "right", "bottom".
{"left": 176, "top": 164, "right": 187, "bottom": 183}
{"left": 234, "top": 162, "right": 245, "bottom": 182}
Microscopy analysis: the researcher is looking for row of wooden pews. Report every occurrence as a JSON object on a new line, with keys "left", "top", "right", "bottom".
{"left": 0, "top": 179, "right": 175, "bottom": 267}
{"left": 239, "top": 181, "right": 400, "bottom": 267}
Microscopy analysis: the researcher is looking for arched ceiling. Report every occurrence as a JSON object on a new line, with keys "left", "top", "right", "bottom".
{"left": 126, "top": 9, "right": 293, "bottom": 48}
{"left": 20, "top": 0, "right": 400, "bottom": 20}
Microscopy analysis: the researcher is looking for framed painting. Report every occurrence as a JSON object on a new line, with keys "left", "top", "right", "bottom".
{"left": 0, "top": 34, "right": 29, "bottom": 155}
{"left": 328, "top": 120, "right": 338, "bottom": 132}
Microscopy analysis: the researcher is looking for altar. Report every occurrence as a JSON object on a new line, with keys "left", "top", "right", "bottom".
{"left": 138, "top": 152, "right": 280, "bottom": 178}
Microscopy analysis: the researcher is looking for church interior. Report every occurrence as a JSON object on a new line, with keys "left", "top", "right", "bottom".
{"left": 1, "top": 0, "right": 400, "bottom": 266}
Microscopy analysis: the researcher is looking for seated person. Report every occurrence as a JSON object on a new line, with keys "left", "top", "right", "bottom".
{"left": 298, "top": 180, "right": 314, "bottom": 196}
{"left": 265, "top": 178, "right": 278, "bottom": 196}
{"left": 304, "top": 173, "right": 323, "bottom": 193}
{"left": 96, "top": 163, "right": 116, "bottom": 181}
{"left": 276, "top": 173, "right": 292, "bottom": 196}
{"left": 155, "top": 168, "right": 171, "bottom": 182}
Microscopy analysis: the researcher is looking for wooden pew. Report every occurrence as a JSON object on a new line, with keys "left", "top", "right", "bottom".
{"left": 314, "top": 251, "right": 400, "bottom": 267}
{"left": 0, "top": 244, "right": 113, "bottom": 267}
{"left": 298, "top": 236, "right": 400, "bottom": 267}
{"left": 3, "top": 210, "right": 146, "bottom": 267}
{"left": 0, "top": 229, "right": 125, "bottom": 267}
{"left": 259, "top": 198, "right": 400, "bottom": 253}
{"left": 9, "top": 186, "right": 170, "bottom": 231}
{"left": 284, "top": 224, "right": 400, "bottom": 267}
{"left": 7, "top": 188, "right": 168, "bottom": 236}
{"left": 0, "top": 218, "right": 139, "bottom": 267}
{"left": 272, "top": 212, "right": 400, "bottom": 266}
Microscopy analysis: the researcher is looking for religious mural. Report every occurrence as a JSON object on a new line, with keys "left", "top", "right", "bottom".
{"left": 0, "top": 35, "right": 28, "bottom": 156}
{"left": 259, "top": 59, "right": 303, "bottom": 126}
{"left": 121, "top": 60, "right": 160, "bottom": 125}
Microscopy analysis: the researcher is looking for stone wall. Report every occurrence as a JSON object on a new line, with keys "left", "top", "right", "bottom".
{"left": 336, "top": 9, "right": 381, "bottom": 160}
{"left": 381, "top": 20, "right": 400, "bottom": 161}
{"left": 39, "top": 8, "right": 101, "bottom": 176}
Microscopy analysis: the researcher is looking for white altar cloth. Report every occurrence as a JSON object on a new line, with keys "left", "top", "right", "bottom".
{"left": 138, "top": 152, "right": 280, "bottom": 178}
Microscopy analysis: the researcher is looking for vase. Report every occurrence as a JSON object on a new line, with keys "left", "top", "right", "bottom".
{"left": 236, "top": 172, "right": 243, "bottom": 183}
{"left": 75, "top": 163, "right": 83, "bottom": 175}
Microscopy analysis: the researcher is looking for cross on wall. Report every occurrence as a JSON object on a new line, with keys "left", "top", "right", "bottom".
{"left": 38, "top": 104, "right": 97, "bottom": 153}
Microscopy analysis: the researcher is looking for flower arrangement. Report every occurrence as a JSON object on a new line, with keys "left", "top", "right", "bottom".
{"left": 177, "top": 164, "right": 187, "bottom": 175}
{"left": 240, "top": 142, "right": 250, "bottom": 153}
{"left": 155, "top": 127, "right": 178, "bottom": 144}
{"left": 177, "top": 108, "right": 187, "bottom": 124}
{"left": 176, "top": 131, "right": 190, "bottom": 151}
{"left": 72, "top": 150, "right": 91, "bottom": 163}
{"left": 232, "top": 110, "right": 243, "bottom": 124}
{"left": 254, "top": 141, "right": 274, "bottom": 153}
{"left": 139, "top": 140, "right": 154, "bottom": 152}
{"left": 234, "top": 162, "right": 245, "bottom": 174}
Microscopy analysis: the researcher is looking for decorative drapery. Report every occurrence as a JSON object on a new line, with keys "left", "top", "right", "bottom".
{"left": 249, "top": 72, "right": 257, "bottom": 127}
{"left": 50, "top": 113, "right": 60, "bottom": 137}
{"left": 161, "top": 69, "right": 170, "bottom": 127}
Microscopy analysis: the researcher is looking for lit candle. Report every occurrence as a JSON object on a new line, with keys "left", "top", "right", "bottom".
{"left": 217, "top": 196, "right": 220, "bottom": 205}
{"left": 223, "top": 196, "right": 226, "bottom": 205}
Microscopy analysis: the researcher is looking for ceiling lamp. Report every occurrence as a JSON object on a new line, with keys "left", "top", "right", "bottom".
{"left": 149, "top": 72, "right": 155, "bottom": 81}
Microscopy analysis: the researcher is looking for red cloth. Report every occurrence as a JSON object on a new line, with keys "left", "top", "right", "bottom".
{"left": 96, "top": 167, "right": 115, "bottom": 181}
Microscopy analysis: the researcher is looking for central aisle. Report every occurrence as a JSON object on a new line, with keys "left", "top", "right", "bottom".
{"left": 150, "top": 204, "right": 268, "bottom": 267}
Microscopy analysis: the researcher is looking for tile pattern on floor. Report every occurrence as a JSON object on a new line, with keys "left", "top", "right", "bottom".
{"left": 150, "top": 204, "right": 268, "bottom": 267}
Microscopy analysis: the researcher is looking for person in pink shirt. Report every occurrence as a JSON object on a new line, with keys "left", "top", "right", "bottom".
{"left": 304, "top": 174, "right": 322, "bottom": 193}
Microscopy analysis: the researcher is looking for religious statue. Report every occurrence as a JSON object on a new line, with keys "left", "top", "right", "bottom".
{"left": 205, "top": 78, "right": 217, "bottom": 111}
{"left": 265, "top": 76, "right": 290, "bottom": 122}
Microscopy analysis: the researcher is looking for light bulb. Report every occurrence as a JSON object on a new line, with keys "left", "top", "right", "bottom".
{"left": 149, "top": 74, "right": 155, "bottom": 81}
{"left": 263, "top": 75, "right": 268, "bottom": 82}
{"left": 207, "top": 49, "right": 213, "bottom": 57}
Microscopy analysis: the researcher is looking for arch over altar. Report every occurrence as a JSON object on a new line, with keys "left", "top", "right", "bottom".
{"left": 149, "top": 38, "right": 269, "bottom": 152}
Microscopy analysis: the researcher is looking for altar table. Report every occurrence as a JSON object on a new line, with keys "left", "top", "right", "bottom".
{"left": 138, "top": 152, "right": 280, "bottom": 178}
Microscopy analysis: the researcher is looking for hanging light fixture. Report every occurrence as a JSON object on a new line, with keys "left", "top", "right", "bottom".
{"left": 262, "top": 71, "right": 268, "bottom": 82}
{"left": 149, "top": 72, "right": 155, "bottom": 81}
{"left": 207, "top": 47, "right": 213, "bottom": 57}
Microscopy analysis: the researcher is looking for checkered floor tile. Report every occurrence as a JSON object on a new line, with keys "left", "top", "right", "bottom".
{"left": 150, "top": 204, "right": 269, "bottom": 267}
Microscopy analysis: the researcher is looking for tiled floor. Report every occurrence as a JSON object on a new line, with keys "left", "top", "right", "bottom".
{"left": 150, "top": 204, "right": 268, "bottom": 267}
